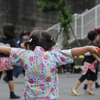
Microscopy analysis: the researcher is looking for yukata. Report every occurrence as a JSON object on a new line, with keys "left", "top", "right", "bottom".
{"left": 0, "top": 37, "right": 18, "bottom": 72}
{"left": 10, "top": 46, "right": 73, "bottom": 100}
{"left": 0, "top": 57, "right": 13, "bottom": 71}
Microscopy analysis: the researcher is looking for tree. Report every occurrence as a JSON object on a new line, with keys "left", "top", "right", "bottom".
{"left": 37, "top": 0, "right": 83, "bottom": 48}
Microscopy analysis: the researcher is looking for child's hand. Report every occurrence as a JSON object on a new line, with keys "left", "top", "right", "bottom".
{"left": 96, "top": 47, "right": 100, "bottom": 52}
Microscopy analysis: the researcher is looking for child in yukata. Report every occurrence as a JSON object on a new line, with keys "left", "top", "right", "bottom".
{"left": 0, "top": 29, "right": 98, "bottom": 100}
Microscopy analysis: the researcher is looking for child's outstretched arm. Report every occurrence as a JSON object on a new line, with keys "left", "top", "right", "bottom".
{"left": 71, "top": 46, "right": 98, "bottom": 56}
{"left": 92, "top": 53, "right": 100, "bottom": 62}
{"left": 0, "top": 46, "right": 11, "bottom": 55}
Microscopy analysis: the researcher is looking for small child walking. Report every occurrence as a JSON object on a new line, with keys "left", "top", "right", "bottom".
{"left": 0, "top": 29, "right": 98, "bottom": 100}
{"left": 0, "top": 23, "right": 20, "bottom": 99}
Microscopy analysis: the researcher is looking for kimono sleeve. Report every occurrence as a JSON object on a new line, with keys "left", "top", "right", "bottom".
{"left": 10, "top": 48, "right": 26, "bottom": 66}
{"left": 52, "top": 49, "right": 74, "bottom": 66}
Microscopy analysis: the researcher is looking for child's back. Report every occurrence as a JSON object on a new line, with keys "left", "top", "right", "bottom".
{"left": 10, "top": 45, "right": 73, "bottom": 99}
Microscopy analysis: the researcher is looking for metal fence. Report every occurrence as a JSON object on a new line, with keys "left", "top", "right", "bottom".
{"left": 46, "top": 4, "right": 100, "bottom": 44}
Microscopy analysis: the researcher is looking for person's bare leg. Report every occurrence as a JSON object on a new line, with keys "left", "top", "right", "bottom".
{"left": 8, "top": 81, "right": 14, "bottom": 92}
{"left": 85, "top": 80, "right": 94, "bottom": 95}
{"left": 87, "top": 80, "right": 93, "bottom": 91}
{"left": 71, "top": 80, "right": 81, "bottom": 96}
{"left": 72, "top": 80, "right": 81, "bottom": 90}
{"left": 8, "top": 80, "right": 20, "bottom": 99}
{"left": 85, "top": 80, "right": 88, "bottom": 84}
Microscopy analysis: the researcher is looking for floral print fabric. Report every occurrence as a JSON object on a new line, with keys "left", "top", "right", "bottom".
{"left": 0, "top": 57, "right": 13, "bottom": 71}
{"left": 10, "top": 46, "right": 73, "bottom": 100}
{"left": 82, "top": 60, "right": 97, "bottom": 75}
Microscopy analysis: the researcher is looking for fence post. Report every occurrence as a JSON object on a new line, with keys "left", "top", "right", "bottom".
{"left": 95, "top": 6, "right": 97, "bottom": 28}
{"left": 81, "top": 14, "right": 83, "bottom": 39}
{"left": 74, "top": 14, "right": 77, "bottom": 36}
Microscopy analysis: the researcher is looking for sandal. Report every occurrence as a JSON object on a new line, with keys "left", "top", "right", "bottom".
{"left": 85, "top": 90, "right": 95, "bottom": 95}
{"left": 71, "top": 89, "right": 80, "bottom": 96}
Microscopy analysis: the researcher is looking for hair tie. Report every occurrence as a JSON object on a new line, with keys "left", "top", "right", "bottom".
{"left": 94, "top": 28, "right": 98, "bottom": 32}
{"left": 29, "top": 38, "right": 32, "bottom": 42}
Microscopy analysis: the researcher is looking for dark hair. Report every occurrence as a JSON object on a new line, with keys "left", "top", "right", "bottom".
{"left": 20, "top": 30, "right": 30, "bottom": 38}
{"left": 87, "top": 30, "right": 98, "bottom": 41}
{"left": 3, "top": 23, "right": 14, "bottom": 38}
{"left": 97, "top": 28, "right": 100, "bottom": 34}
{"left": 25, "top": 30, "right": 56, "bottom": 51}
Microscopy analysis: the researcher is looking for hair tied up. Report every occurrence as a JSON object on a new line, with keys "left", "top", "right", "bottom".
{"left": 29, "top": 38, "right": 32, "bottom": 42}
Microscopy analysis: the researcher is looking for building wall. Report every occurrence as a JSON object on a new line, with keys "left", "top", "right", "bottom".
{"left": 0, "top": 0, "right": 99, "bottom": 37}
{"left": 95, "top": 0, "right": 100, "bottom": 4}
{"left": 68, "top": 0, "right": 96, "bottom": 14}
{"left": 0, "top": 0, "right": 59, "bottom": 36}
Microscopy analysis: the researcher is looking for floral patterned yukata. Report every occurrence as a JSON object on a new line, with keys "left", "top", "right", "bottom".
{"left": 10, "top": 46, "right": 73, "bottom": 100}
{"left": 0, "top": 57, "right": 13, "bottom": 71}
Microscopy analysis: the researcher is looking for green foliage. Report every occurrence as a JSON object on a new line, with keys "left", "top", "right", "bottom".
{"left": 37, "top": 0, "right": 73, "bottom": 33}
{"left": 37, "top": 0, "right": 73, "bottom": 48}
{"left": 58, "top": 6, "right": 73, "bottom": 39}
{"left": 37, "top": 0, "right": 59, "bottom": 11}
{"left": 36, "top": 0, "right": 87, "bottom": 48}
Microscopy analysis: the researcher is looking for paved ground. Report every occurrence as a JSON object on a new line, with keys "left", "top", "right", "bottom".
{"left": 1, "top": 73, "right": 100, "bottom": 100}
